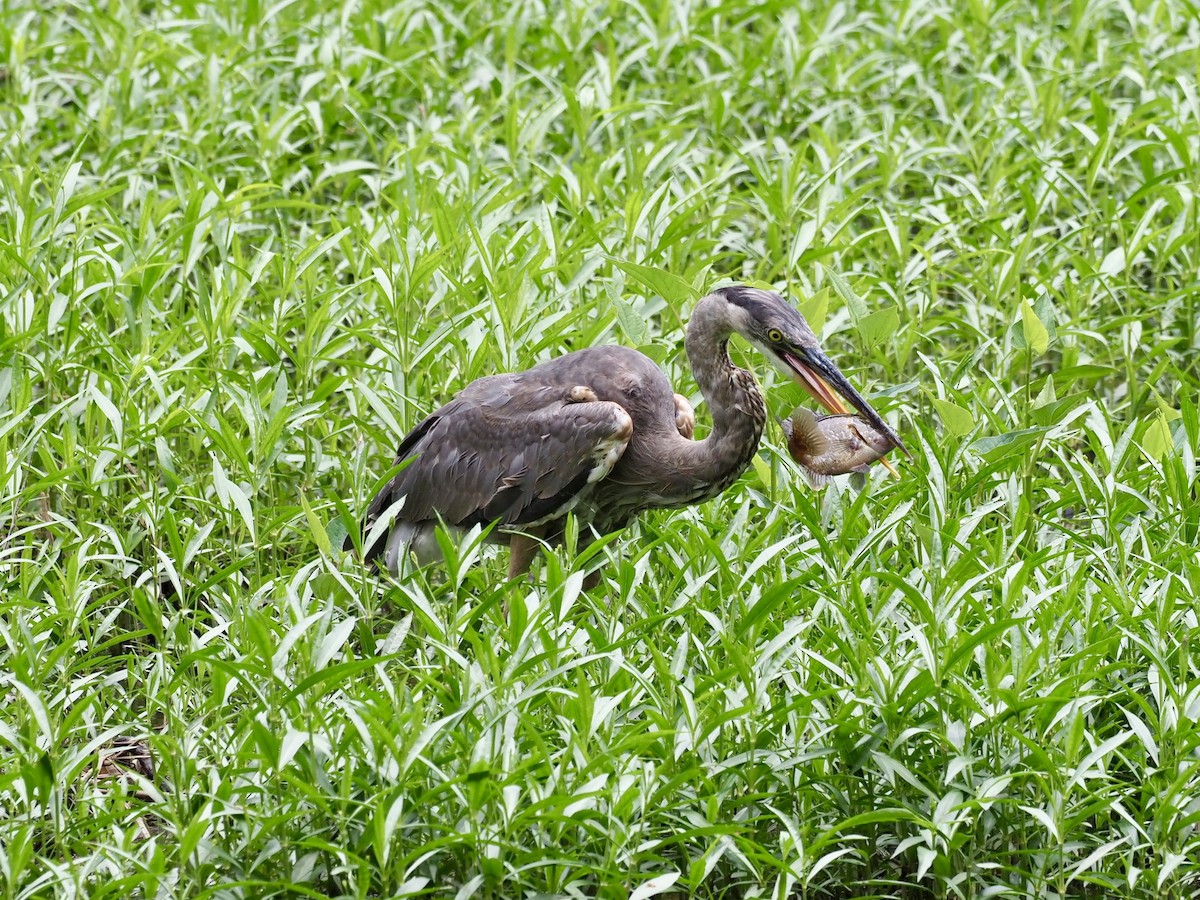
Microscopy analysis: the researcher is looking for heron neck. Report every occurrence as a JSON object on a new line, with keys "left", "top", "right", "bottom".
{"left": 679, "top": 295, "right": 766, "bottom": 485}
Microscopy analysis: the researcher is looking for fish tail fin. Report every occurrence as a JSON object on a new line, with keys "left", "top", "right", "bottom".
{"left": 799, "top": 465, "right": 831, "bottom": 490}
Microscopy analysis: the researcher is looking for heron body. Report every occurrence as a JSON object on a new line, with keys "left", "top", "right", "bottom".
{"left": 349, "top": 286, "right": 907, "bottom": 576}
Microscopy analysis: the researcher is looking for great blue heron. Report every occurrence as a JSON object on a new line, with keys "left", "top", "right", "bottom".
{"left": 347, "top": 286, "right": 907, "bottom": 577}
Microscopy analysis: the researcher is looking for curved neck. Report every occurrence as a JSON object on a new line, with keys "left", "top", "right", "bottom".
{"left": 677, "top": 294, "right": 766, "bottom": 488}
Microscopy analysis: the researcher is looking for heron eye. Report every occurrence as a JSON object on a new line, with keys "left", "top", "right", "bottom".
{"left": 767, "top": 328, "right": 784, "bottom": 343}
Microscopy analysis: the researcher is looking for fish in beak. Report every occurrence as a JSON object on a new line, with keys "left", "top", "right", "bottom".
{"left": 782, "top": 407, "right": 900, "bottom": 486}
{"left": 778, "top": 345, "right": 911, "bottom": 460}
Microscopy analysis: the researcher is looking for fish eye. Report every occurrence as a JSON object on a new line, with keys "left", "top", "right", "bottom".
{"left": 767, "top": 328, "right": 784, "bottom": 343}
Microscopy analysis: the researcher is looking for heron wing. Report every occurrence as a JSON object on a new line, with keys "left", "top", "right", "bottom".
{"left": 350, "top": 378, "right": 633, "bottom": 561}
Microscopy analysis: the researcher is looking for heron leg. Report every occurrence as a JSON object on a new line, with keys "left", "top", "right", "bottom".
{"left": 572, "top": 529, "right": 607, "bottom": 593}
{"left": 582, "top": 568, "right": 605, "bottom": 591}
{"left": 507, "top": 524, "right": 605, "bottom": 592}
{"left": 507, "top": 531, "right": 541, "bottom": 580}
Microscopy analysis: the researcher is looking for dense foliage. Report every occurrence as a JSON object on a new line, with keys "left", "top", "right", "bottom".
{"left": 2, "top": 0, "right": 1198, "bottom": 896}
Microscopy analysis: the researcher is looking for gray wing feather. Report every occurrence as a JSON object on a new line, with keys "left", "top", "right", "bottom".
{"left": 352, "top": 377, "right": 633, "bottom": 562}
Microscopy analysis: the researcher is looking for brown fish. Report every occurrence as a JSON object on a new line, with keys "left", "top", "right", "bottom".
{"left": 781, "top": 408, "right": 899, "bottom": 488}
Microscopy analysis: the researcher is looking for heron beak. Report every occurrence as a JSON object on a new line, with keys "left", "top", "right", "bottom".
{"left": 781, "top": 347, "right": 912, "bottom": 459}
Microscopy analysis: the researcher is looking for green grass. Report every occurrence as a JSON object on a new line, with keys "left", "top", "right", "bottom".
{"left": 2, "top": 0, "right": 1199, "bottom": 896}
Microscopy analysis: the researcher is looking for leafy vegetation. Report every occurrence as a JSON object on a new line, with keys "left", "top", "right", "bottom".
{"left": 2, "top": 0, "right": 1198, "bottom": 896}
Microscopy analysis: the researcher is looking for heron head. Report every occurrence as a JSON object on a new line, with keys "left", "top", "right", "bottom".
{"left": 718, "top": 286, "right": 910, "bottom": 458}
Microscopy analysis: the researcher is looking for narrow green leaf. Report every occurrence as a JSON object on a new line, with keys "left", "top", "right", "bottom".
{"left": 1141, "top": 413, "right": 1174, "bottom": 460}
{"left": 1052, "top": 364, "right": 1113, "bottom": 383}
{"left": 629, "top": 872, "right": 680, "bottom": 900}
{"left": 89, "top": 384, "right": 123, "bottom": 443}
{"left": 943, "top": 618, "right": 1024, "bottom": 674}
{"left": 296, "top": 227, "right": 351, "bottom": 277}
{"left": 301, "top": 491, "right": 333, "bottom": 556}
{"left": 212, "top": 454, "right": 256, "bottom": 542}
{"left": 1099, "top": 246, "right": 1125, "bottom": 277}
{"left": 314, "top": 616, "right": 357, "bottom": 670}
{"left": 823, "top": 267, "right": 869, "bottom": 325}
{"left": 736, "top": 581, "right": 797, "bottom": 638}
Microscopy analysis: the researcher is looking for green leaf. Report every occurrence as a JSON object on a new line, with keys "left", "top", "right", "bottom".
{"left": 1033, "top": 377, "right": 1057, "bottom": 409}
{"left": 611, "top": 295, "right": 650, "bottom": 345}
{"left": 1141, "top": 413, "right": 1174, "bottom": 460}
{"left": 932, "top": 398, "right": 976, "bottom": 436}
{"left": 212, "top": 454, "right": 256, "bottom": 542}
{"left": 942, "top": 618, "right": 1025, "bottom": 674}
{"left": 750, "top": 453, "right": 773, "bottom": 491}
{"left": 798, "top": 287, "right": 829, "bottom": 335}
{"left": 1010, "top": 319, "right": 1025, "bottom": 351}
{"left": 859, "top": 306, "right": 899, "bottom": 350}
{"left": 610, "top": 259, "right": 701, "bottom": 304}
{"left": 301, "top": 491, "right": 333, "bottom": 556}
{"left": 735, "top": 580, "right": 797, "bottom": 638}
{"left": 823, "top": 267, "right": 869, "bottom": 326}
{"left": 969, "top": 426, "right": 1050, "bottom": 458}
{"left": 1020, "top": 299, "right": 1049, "bottom": 355}
{"left": 1152, "top": 393, "right": 1182, "bottom": 421}
{"left": 1099, "top": 246, "right": 1125, "bottom": 278}
{"left": 1032, "top": 393, "right": 1087, "bottom": 427}
{"left": 636, "top": 343, "right": 668, "bottom": 364}
{"left": 1034, "top": 295, "right": 1057, "bottom": 344}
{"left": 1052, "top": 364, "right": 1113, "bottom": 383}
